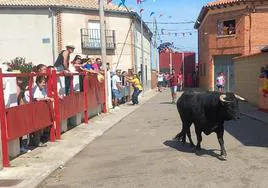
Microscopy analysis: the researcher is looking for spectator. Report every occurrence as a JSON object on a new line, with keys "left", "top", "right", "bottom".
{"left": 260, "top": 67, "right": 266, "bottom": 78}
{"left": 91, "top": 58, "right": 100, "bottom": 73}
{"left": 112, "top": 70, "right": 123, "bottom": 110}
{"left": 164, "top": 72, "right": 169, "bottom": 87}
{"left": 33, "top": 64, "right": 47, "bottom": 74}
{"left": 70, "top": 55, "right": 84, "bottom": 91}
{"left": 228, "top": 24, "right": 235, "bottom": 35}
{"left": 216, "top": 72, "right": 225, "bottom": 92}
{"left": 168, "top": 69, "right": 178, "bottom": 104}
{"left": 24, "top": 76, "right": 54, "bottom": 147}
{"left": 96, "top": 58, "right": 102, "bottom": 71}
{"left": 157, "top": 72, "right": 164, "bottom": 92}
{"left": 127, "top": 73, "right": 143, "bottom": 105}
{"left": 54, "top": 44, "right": 75, "bottom": 95}
{"left": 177, "top": 71, "right": 183, "bottom": 92}
{"left": 262, "top": 73, "right": 268, "bottom": 98}
{"left": 82, "top": 59, "right": 98, "bottom": 74}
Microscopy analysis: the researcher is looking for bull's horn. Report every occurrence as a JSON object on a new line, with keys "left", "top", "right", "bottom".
{"left": 219, "top": 94, "right": 232, "bottom": 103}
{"left": 235, "top": 94, "right": 246, "bottom": 101}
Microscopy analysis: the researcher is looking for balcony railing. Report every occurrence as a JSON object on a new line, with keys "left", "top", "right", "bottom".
{"left": 81, "top": 28, "right": 116, "bottom": 50}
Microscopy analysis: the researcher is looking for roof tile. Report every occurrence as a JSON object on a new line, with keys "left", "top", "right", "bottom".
{"left": 0, "top": 0, "right": 127, "bottom": 12}
{"left": 207, "top": 0, "right": 245, "bottom": 7}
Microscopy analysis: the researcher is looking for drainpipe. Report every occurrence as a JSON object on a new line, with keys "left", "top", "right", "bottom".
{"left": 49, "top": 8, "right": 56, "bottom": 63}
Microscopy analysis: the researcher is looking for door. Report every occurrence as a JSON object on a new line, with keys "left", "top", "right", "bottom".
{"left": 214, "top": 55, "right": 239, "bottom": 92}
{"left": 88, "top": 21, "right": 101, "bottom": 48}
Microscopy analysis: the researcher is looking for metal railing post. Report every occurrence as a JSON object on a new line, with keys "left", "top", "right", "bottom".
{"left": 0, "top": 69, "right": 9, "bottom": 167}
{"left": 52, "top": 70, "right": 61, "bottom": 139}
{"left": 83, "top": 72, "right": 89, "bottom": 124}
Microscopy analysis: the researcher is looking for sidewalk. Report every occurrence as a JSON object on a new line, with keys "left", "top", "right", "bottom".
{"left": 239, "top": 102, "right": 268, "bottom": 124}
{"left": 0, "top": 90, "right": 158, "bottom": 188}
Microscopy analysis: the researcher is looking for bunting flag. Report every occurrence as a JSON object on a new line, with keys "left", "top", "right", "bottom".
{"left": 140, "top": 8, "right": 144, "bottom": 13}
{"left": 118, "top": 0, "right": 125, "bottom": 7}
{"left": 150, "top": 12, "right": 155, "bottom": 17}
{"left": 169, "top": 16, "right": 172, "bottom": 18}
{"left": 159, "top": 14, "right": 163, "bottom": 18}
{"left": 107, "top": 0, "right": 112, "bottom": 4}
{"left": 159, "top": 30, "right": 194, "bottom": 37}
{"left": 137, "top": 0, "right": 141, "bottom": 4}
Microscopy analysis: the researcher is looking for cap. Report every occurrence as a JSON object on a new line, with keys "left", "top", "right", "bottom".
{"left": 66, "top": 44, "right": 75, "bottom": 49}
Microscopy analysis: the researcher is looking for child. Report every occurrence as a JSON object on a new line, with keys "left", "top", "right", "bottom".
{"left": 24, "top": 76, "right": 54, "bottom": 147}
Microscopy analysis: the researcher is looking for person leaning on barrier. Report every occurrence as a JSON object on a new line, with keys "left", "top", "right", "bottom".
{"left": 54, "top": 44, "right": 75, "bottom": 95}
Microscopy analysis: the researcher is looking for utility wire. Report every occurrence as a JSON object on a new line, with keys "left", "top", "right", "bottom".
{"left": 145, "top": 21, "right": 195, "bottom": 25}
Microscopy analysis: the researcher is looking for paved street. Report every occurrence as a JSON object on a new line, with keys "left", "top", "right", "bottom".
{"left": 40, "top": 91, "right": 268, "bottom": 188}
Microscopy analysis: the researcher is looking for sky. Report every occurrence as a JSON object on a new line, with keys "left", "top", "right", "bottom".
{"left": 113, "top": 0, "right": 212, "bottom": 54}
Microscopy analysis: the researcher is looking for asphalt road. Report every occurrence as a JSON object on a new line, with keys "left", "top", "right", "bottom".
{"left": 40, "top": 91, "right": 268, "bottom": 188}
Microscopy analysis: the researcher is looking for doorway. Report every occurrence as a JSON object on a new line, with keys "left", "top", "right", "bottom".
{"left": 214, "top": 55, "right": 239, "bottom": 92}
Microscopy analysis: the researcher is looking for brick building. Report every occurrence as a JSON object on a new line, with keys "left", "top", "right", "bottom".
{"left": 195, "top": 0, "right": 268, "bottom": 91}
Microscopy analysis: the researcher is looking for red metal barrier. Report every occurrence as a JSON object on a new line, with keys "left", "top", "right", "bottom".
{"left": 0, "top": 69, "right": 106, "bottom": 167}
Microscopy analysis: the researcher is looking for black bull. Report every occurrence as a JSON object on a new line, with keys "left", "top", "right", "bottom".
{"left": 174, "top": 91, "right": 246, "bottom": 159}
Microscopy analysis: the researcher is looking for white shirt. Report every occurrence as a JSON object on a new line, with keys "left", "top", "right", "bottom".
{"left": 112, "top": 75, "right": 121, "bottom": 90}
{"left": 158, "top": 74, "right": 164, "bottom": 82}
{"left": 25, "top": 86, "right": 47, "bottom": 102}
{"left": 216, "top": 75, "right": 225, "bottom": 86}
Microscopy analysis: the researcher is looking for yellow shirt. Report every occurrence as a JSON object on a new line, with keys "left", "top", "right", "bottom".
{"left": 129, "top": 78, "right": 143, "bottom": 91}
{"left": 263, "top": 78, "right": 268, "bottom": 91}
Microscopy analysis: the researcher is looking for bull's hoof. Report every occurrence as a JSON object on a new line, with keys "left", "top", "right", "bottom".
{"left": 218, "top": 154, "right": 227, "bottom": 161}
{"left": 172, "top": 137, "right": 179, "bottom": 142}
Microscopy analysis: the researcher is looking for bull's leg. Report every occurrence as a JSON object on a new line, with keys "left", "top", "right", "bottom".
{"left": 173, "top": 130, "right": 186, "bottom": 142}
{"left": 195, "top": 126, "right": 202, "bottom": 150}
{"left": 186, "top": 128, "right": 195, "bottom": 147}
{"left": 216, "top": 124, "right": 227, "bottom": 159}
{"left": 174, "top": 122, "right": 190, "bottom": 144}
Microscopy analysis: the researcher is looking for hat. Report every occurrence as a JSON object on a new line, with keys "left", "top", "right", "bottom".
{"left": 66, "top": 44, "right": 75, "bottom": 49}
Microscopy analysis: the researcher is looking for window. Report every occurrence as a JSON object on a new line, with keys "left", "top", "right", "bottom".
{"left": 217, "top": 19, "right": 236, "bottom": 36}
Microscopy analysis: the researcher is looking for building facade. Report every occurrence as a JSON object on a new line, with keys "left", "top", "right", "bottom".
{"left": 0, "top": 0, "right": 153, "bottom": 89}
{"left": 195, "top": 0, "right": 268, "bottom": 91}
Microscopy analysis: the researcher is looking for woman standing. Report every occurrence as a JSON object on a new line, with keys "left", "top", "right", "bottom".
{"left": 127, "top": 73, "right": 143, "bottom": 105}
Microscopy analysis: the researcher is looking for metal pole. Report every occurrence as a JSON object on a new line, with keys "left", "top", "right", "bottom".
{"left": 153, "top": 17, "right": 158, "bottom": 72}
{"left": 182, "top": 52, "right": 185, "bottom": 89}
{"left": 99, "top": 0, "right": 108, "bottom": 112}
{"left": 140, "top": 3, "right": 145, "bottom": 95}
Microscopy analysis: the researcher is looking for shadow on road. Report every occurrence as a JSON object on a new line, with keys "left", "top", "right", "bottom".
{"left": 164, "top": 140, "right": 224, "bottom": 161}
{"left": 225, "top": 114, "right": 268, "bottom": 148}
{"left": 160, "top": 102, "right": 174, "bottom": 105}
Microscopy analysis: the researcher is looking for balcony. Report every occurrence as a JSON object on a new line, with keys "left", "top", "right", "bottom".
{"left": 81, "top": 28, "right": 116, "bottom": 50}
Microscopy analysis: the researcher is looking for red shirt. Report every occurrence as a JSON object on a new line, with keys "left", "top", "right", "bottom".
{"left": 169, "top": 74, "right": 178, "bottom": 87}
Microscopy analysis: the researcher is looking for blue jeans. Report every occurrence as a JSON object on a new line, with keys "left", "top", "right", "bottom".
{"left": 132, "top": 88, "right": 142, "bottom": 104}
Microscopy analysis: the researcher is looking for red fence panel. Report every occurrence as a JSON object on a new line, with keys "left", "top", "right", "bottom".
{"left": 6, "top": 101, "right": 54, "bottom": 141}
{"left": 59, "top": 92, "right": 85, "bottom": 121}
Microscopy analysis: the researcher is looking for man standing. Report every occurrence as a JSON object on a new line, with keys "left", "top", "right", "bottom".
{"left": 177, "top": 71, "right": 183, "bottom": 92}
{"left": 54, "top": 44, "right": 75, "bottom": 95}
{"left": 157, "top": 72, "right": 164, "bottom": 92}
{"left": 168, "top": 69, "right": 178, "bottom": 103}
{"left": 112, "top": 70, "right": 123, "bottom": 110}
